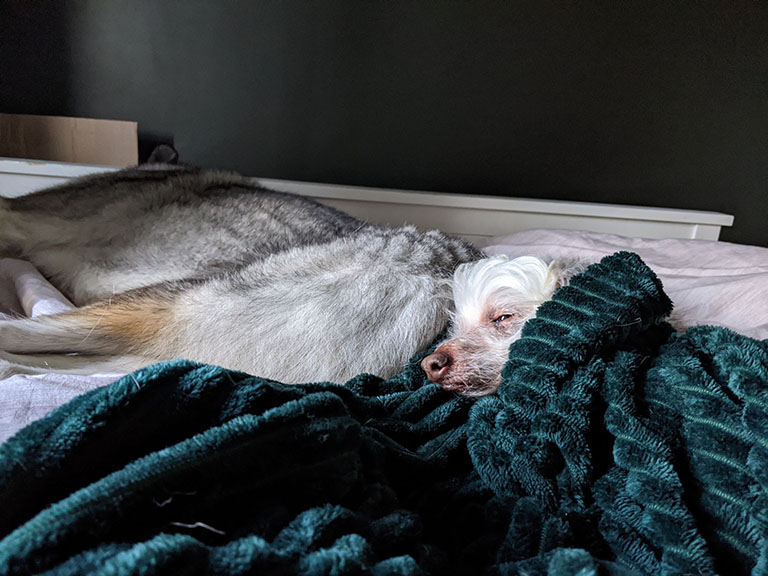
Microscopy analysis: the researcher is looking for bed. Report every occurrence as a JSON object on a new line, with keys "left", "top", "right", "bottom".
{"left": 1, "top": 159, "right": 767, "bottom": 575}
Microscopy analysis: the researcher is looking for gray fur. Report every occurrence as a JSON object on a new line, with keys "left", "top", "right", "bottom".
{"left": 0, "top": 165, "right": 482, "bottom": 382}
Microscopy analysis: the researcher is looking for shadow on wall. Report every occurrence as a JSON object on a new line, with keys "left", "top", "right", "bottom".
{"left": 0, "top": 4, "right": 175, "bottom": 164}
{"left": 0, "top": 2, "right": 73, "bottom": 118}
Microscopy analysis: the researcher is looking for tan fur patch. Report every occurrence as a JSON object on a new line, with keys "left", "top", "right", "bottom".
{"left": 87, "top": 302, "right": 171, "bottom": 347}
{"left": 73, "top": 286, "right": 179, "bottom": 355}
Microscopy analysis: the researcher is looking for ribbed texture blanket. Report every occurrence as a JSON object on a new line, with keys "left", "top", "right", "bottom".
{"left": 1, "top": 252, "right": 766, "bottom": 575}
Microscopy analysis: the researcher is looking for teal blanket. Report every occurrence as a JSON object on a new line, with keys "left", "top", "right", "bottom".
{"left": 2, "top": 252, "right": 767, "bottom": 575}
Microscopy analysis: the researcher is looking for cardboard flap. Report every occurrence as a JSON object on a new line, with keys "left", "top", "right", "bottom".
{"left": 0, "top": 113, "right": 138, "bottom": 167}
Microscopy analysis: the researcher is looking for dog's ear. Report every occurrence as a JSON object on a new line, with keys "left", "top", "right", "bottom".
{"left": 551, "top": 259, "right": 586, "bottom": 292}
{"left": 147, "top": 144, "right": 179, "bottom": 165}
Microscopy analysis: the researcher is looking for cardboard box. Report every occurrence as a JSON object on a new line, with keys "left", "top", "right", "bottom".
{"left": 0, "top": 113, "right": 138, "bottom": 167}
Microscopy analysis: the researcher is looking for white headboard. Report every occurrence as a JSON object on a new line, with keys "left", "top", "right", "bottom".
{"left": 1, "top": 157, "right": 733, "bottom": 244}
{"left": 261, "top": 179, "right": 733, "bottom": 244}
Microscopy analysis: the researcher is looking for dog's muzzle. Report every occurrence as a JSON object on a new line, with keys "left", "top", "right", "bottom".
{"left": 421, "top": 351, "right": 452, "bottom": 384}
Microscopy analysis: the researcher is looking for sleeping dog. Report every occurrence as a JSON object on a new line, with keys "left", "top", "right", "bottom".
{"left": 0, "top": 164, "right": 570, "bottom": 396}
{"left": 421, "top": 255, "right": 582, "bottom": 396}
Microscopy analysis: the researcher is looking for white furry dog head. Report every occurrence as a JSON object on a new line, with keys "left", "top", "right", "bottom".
{"left": 421, "top": 255, "right": 577, "bottom": 397}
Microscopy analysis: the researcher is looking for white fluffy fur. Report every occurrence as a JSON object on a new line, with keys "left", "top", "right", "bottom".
{"left": 422, "top": 255, "right": 581, "bottom": 396}
{"left": 452, "top": 256, "right": 562, "bottom": 332}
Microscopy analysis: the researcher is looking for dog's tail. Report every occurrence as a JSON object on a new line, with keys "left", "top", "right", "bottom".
{"left": 0, "top": 285, "right": 180, "bottom": 358}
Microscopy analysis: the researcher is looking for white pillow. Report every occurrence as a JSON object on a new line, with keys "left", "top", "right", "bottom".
{"left": 484, "top": 229, "right": 768, "bottom": 340}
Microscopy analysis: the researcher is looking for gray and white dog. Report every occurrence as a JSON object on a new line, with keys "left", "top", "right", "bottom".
{"left": 0, "top": 164, "right": 484, "bottom": 383}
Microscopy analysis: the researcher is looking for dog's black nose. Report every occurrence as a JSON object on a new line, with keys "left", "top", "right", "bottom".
{"left": 421, "top": 351, "right": 452, "bottom": 382}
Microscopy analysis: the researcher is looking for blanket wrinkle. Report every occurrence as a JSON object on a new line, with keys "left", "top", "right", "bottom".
{"left": 1, "top": 251, "right": 767, "bottom": 575}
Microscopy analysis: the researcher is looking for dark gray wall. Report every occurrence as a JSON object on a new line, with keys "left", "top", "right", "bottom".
{"left": 2, "top": 1, "right": 766, "bottom": 246}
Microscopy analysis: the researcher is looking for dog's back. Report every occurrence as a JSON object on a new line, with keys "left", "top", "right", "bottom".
{"left": 1, "top": 165, "right": 370, "bottom": 304}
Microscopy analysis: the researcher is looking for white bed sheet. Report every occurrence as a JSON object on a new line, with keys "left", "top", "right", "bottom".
{"left": 0, "top": 259, "right": 123, "bottom": 444}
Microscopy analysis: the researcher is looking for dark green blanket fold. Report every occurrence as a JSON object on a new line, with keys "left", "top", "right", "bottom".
{"left": 1, "top": 252, "right": 767, "bottom": 575}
